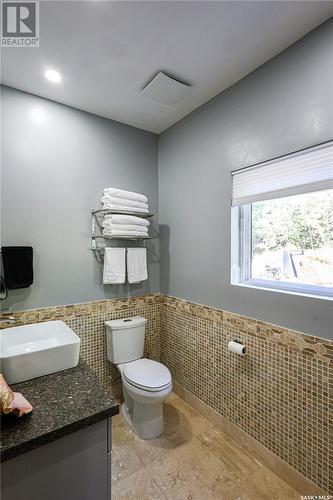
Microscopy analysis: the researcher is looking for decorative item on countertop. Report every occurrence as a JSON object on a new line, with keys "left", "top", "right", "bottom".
{"left": 228, "top": 340, "right": 246, "bottom": 356}
{"left": 0, "top": 374, "right": 33, "bottom": 417}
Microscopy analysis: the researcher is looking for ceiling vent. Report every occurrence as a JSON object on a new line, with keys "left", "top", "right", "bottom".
{"left": 141, "top": 71, "right": 191, "bottom": 105}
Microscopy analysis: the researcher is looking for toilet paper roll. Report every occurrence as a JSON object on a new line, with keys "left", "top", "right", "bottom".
{"left": 228, "top": 340, "right": 246, "bottom": 356}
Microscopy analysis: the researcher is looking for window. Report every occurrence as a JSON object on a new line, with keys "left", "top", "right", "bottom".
{"left": 231, "top": 142, "right": 333, "bottom": 298}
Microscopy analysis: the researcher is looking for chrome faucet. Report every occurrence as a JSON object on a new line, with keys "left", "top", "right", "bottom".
{"left": 0, "top": 316, "right": 17, "bottom": 325}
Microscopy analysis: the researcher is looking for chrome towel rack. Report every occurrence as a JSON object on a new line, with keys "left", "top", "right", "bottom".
{"left": 91, "top": 209, "right": 157, "bottom": 251}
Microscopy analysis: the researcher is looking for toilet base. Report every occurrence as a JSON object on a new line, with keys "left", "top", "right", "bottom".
{"left": 121, "top": 401, "right": 164, "bottom": 439}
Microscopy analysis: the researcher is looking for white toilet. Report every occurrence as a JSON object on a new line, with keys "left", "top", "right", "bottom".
{"left": 105, "top": 316, "right": 172, "bottom": 439}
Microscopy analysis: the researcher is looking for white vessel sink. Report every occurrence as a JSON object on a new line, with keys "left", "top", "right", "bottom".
{"left": 0, "top": 321, "right": 80, "bottom": 384}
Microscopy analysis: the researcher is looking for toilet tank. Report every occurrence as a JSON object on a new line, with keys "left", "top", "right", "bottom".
{"left": 105, "top": 316, "right": 147, "bottom": 364}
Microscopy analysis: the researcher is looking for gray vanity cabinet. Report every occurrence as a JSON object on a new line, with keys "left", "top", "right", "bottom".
{"left": 1, "top": 418, "right": 112, "bottom": 500}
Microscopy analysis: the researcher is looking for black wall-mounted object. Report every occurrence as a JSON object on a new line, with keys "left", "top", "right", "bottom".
{"left": 1, "top": 246, "right": 34, "bottom": 290}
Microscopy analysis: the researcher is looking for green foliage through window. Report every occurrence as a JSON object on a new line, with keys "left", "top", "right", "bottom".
{"left": 252, "top": 190, "right": 333, "bottom": 255}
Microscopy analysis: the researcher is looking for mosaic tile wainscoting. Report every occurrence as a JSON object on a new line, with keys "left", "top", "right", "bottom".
{"left": 2, "top": 293, "right": 332, "bottom": 494}
{"left": 160, "top": 296, "right": 332, "bottom": 495}
{"left": 1, "top": 294, "right": 161, "bottom": 389}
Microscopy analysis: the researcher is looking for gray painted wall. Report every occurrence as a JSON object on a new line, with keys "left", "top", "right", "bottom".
{"left": 2, "top": 20, "right": 332, "bottom": 337}
{"left": 1, "top": 86, "right": 159, "bottom": 310}
{"left": 158, "top": 20, "right": 333, "bottom": 339}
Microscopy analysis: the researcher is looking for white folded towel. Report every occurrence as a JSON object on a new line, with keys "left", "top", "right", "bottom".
{"left": 127, "top": 248, "right": 148, "bottom": 283}
{"left": 103, "top": 248, "right": 126, "bottom": 284}
{"left": 104, "top": 215, "right": 150, "bottom": 226}
{"left": 102, "top": 223, "right": 148, "bottom": 233}
{"left": 102, "top": 196, "right": 148, "bottom": 210}
{"left": 102, "top": 203, "right": 149, "bottom": 214}
{"left": 103, "top": 229, "right": 148, "bottom": 237}
{"left": 103, "top": 188, "right": 148, "bottom": 204}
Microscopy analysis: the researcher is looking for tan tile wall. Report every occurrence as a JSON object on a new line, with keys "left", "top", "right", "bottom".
{"left": 160, "top": 295, "right": 332, "bottom": 494}
{"left": 1, "top": 294, "right": 161, "bottom": 388}
{"left": 3, "top": 293, "right": 332, "bottom": 493}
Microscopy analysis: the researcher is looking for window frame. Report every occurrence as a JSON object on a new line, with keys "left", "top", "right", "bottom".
{"left": 231, "top": 201, "right": 333, "bottom": 300}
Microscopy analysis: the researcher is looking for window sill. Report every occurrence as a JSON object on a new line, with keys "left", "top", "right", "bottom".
{"left": 232, "top": 280, "right": 333, "bottom": 301}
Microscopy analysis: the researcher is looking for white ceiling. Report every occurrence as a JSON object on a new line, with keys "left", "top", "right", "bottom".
{"left": 1, "top": 1, "right": 333, "bottom": 133}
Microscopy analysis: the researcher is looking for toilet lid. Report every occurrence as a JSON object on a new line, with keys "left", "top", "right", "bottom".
{"left": 123, "top": 359, "right": 171, "bottom": 392}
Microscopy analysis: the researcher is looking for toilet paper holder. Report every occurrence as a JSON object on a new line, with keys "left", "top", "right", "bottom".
{"left": 228, "top": 340, "right": 246, "bottom": 356}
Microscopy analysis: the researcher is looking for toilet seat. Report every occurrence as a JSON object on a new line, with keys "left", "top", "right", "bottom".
{"left": 123, "top": 358, "right": 171, "bottom": 393}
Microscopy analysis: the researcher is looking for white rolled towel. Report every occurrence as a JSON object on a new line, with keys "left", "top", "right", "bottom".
{"left": 102, "top": 196, "right": 148, "bottom": 210}
{"left": 103, "top": 229, "right": 148, "bottom": 237}
{"left": 102, "top": 203, "right": 149, "bottom": 214}
{"left": 102, "top": 223, "right": 148, "bottom": 233}
{"left": 105, "top": 214, "right": 150, "bottom": 226}
{"left": 103, "top": 188, "right": 148, "bottom": 204}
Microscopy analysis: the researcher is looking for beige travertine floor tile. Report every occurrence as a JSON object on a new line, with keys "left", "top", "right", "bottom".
{"left": 244, "top": 468, "right": 301, "bottom": 499}
{"left": 131, "top": 422, "right": 192, "bottom": 466}
{"left": 148, "top": 436, "right": 300, "bottom": 500}
{"left": 113, "top": 415, "right": 137, "bottom": 447}
{"left": 196, "top": 425, "right": 264, "bottom": 477}
{"left": 112, "top": 442, "right": 142, "bottom": 484}
{"left": 112, "top": 393, "right": 301, "bottom": 499}
{"left": 148, "top": 434, "right": 244, "bottom": 500}
{"left": 112, "top": 468, "right": 166, "bottom": 499}
{"left": 112, "top": 411, "right": 126, "bottom": 429}
{"left": 114, "top": 402, "right": 193, "bottom": 466}
{"left": 165, "top": 394, "right": 219, "bottom": 434}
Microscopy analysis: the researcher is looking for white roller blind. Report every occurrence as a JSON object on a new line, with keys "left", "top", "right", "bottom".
{"left": 232, "top": 142, "right": 333, "bottom": 206}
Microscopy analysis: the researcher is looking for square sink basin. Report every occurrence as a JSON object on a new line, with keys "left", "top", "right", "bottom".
{"left": 0, "top": 320, "right": 80, "bottom": 384}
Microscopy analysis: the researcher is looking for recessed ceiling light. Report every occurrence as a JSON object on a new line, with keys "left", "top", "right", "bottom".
{"left": 44, "top": 69, "right": 62, "bottom": 83}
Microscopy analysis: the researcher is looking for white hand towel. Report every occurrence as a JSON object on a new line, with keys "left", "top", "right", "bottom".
{"left": 103, "top": 188, "right": 148, "bottom": 204}
{"left": 103, "top": 248, "right": 126, "bottom": 284}
{"left": 105, "top": 215, "right": 150, "bottom": 226}
{"left": 127, "top": 248, "right": 148, "bottom": 283}
{"left": 103, "top": 229, "right": 148, "bottom": 237}
{"left": 102, "top": 203, "right": 149, "bottom": 214}
{"left": 102, "top": 223, "right": 148, "bottom": 233}
{"left": 101, "top": 196, "right": 148, "bottom": 210}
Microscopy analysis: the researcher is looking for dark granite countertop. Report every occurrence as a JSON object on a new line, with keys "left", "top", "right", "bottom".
{"left": 0, "top": 360, "right": 119, "bottom": 462}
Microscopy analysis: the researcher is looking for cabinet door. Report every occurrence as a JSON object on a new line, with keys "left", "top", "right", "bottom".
{"left": 107, "top": 417, "right": 112, "bottom": 500}
{"left": 2, "top": 420, "right": 110, "bottom": 500}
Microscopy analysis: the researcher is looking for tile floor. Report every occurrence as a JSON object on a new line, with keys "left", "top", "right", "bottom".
{"left": 112, "top": 392, "right": 301, "bottom": 499}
